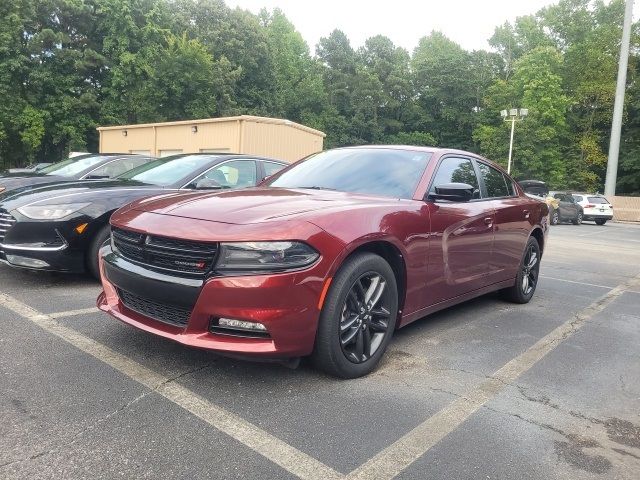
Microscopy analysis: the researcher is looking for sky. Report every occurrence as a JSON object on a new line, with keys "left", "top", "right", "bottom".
{"left": 224, "top": 0, "right": 639, "bottom": 53}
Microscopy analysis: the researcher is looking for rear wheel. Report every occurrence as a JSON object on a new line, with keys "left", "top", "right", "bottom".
{"left": 502, "top": 236, "right": 541, "bottom": 304}
{"left": 595, "top": 218, "right": 607, "bottom": 225}
{"left": 572, "top": 212, "right": 583, "bottom": 225}
{"left": 312, "top": 252, "right": 398, "bottom": 378}
{"left": 87, "top": 224, "right": 110, "bottom": 280}
{"left": 550, "top": 209, "right": 560, "bottom": 225}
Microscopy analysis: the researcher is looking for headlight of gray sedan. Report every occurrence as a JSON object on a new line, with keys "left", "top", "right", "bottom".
{"left": 215, "top": 241, "right": 319, "bottom": 272}
{"left": 17, "top": 203, "right": 90, "bottom": 220}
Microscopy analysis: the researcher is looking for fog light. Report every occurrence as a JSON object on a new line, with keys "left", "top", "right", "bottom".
{"left": 6, "top": 255, "right": 50, "bottom": 268}
{"left": 218, "top": 318, "right": 267, "bottom": 331}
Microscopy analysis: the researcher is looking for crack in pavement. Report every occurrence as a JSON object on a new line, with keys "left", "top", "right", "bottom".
{"left": 0, "top": 363, "right": 216, "bottom": 470}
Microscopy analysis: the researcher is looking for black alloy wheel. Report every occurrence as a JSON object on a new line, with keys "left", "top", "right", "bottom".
{"left": 502, "top": 236, "right": 541, "bottom": 304}
{"left": 520, "top": 243, "right": 539, "bottom": 296}
{"left": 87, "top": 224, "right": 111, "bottom": 280}
{"left": 312, "top": 252, "right": 398, "bottom": 378}
{"left": 339, "top": 272, "right": 392, "bottom": 364}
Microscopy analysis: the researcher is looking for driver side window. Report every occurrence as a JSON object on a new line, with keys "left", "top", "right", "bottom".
{"left": 191, "top": 160, "right": 257, "bottom": 189}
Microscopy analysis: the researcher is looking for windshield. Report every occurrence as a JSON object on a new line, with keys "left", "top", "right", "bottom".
{"left": 588, "top": 196, "right": 609, "bottom": 204}
{"left": 117, "top": 154, "right": 220, "bottom": 186}
{"left": 268, "top": 148, "right": 431, "bottom": 199}
{"left": 40, "top": 155, "right": 110, "bottom": 176}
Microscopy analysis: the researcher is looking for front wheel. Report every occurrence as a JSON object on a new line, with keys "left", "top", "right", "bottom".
{"left": 595, "top": 218, "right": 607, "bottom": 225}
{"left": 87, "top": 224, "right": 110, "bottom": 280}
{"left": 572, "top": 212, "right": 583, "bottom": 225}
{"left": 501, "top": 236, "right": 541, "bottom": 304}
{"left": 312, "top": 252, "right": 398, "bottom": 378}
{"left": 550, "top": 209, "right": 560, "bottom": 225}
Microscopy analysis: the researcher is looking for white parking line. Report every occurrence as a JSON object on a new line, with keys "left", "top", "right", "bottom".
{"left": 0, "top": 293, "right": 343, "bottom": 480}
{"left": 576, "top": 229, "right": 610, "bottom": 237}
{"left": 49, "top": 307, "right": 100, "bottom": 319}
{"left": 346, "top": 273, "right": 640, "bottom": 480}
{"left": 539, "top": 275, "right": 613, "bottom": 290}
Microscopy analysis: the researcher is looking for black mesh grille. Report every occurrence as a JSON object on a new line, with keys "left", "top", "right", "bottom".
{"left": 112, "top": 227, "right": 218, "bottom": 275}
{"left": 0, "top": 209, "right": 16, "bottom": 243}
{"left": 117, "top": 288, "right": 191, "bottom": 327}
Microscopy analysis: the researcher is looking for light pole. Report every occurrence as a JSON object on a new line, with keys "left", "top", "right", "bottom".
{"left": 604, "top": 0, "right": 634, "bottom": 196}
{"left": 501, "top": 108, "right": 528, "bottom": 174}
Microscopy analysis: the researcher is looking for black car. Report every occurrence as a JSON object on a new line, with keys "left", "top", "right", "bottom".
{"left": 0, "top": 153, "right": 155, "bottom": 194}
{"left": 0, "top": 154, "right": 286, "bottom": 278}
{"left": 549, "top": 191, "right": 584, "bottom": 225}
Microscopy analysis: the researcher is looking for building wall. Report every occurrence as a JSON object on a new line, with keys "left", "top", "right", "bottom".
{"left": 154, "top": 120, "right": 240, "bottom": 155}
{"left": 611, "top": 196, "right": 640, "bottom": 222}
{"left": 98, "top": 116, "right": 324, "bottom": 163}
{"left": 101, "top": 127, "right": 155, "bottom": 155}
{"left": 241, "top": 120, "right": 324, "bottom": 162}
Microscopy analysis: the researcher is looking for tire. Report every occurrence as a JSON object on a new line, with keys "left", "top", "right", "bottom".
{"left": 550, "top": 209, "right": 560, "bottom": 225}
{"left": 87, "top": 224, "right": 111, "bottom": 280}
{"left": 595, "top": 218, "right": 607, "bottom": 225}
{"left": 502, "top": 236, "right": 541, "bottom": 304}
{"left": 572, "top": 212, "right": 583, "bottom": 225}
{"left": 312, "top": 252, "right": 399, "bottom": 378}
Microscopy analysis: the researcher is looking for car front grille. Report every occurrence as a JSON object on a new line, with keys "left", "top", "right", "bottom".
{"left": 112, "top": 227, "right": 218, "bottom": 276}
{"left": 0, "top": 209, "right": 16, "bottom": 243}
{"left": 0, "top": 209, "right": 17, "bottom": 257}
{"left": 117, "top": 288, "right": 192, "bottom": 327}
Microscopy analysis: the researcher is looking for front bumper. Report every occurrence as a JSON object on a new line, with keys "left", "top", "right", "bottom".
{"left": 0, "top": 214, "right": 88, "bottom": 273}
{"left": 97, "top": 244, "right": 329, "bottom": 358}
{"left": 583, "top": 212, "right": 613, "bottom": 221}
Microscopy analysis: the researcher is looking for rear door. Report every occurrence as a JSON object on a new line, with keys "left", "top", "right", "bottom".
{"left": 426, "top": 156, "right": 495, "bottom": 303}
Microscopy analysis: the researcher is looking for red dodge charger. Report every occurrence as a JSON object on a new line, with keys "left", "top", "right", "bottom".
{"left": 98, "top": 146, "right": 549, "bottom": 378}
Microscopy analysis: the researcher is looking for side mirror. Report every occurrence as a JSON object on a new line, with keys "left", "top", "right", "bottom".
{"left": 428, "top": 183, "right": 475, "bottom": 202}
{"left": 195, "top": 178, "right": 223, "bottom": 190}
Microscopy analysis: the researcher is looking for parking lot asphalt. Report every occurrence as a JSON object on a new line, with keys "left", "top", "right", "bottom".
{"left": 1, "top": 221, "right": 639, "bottom": 479}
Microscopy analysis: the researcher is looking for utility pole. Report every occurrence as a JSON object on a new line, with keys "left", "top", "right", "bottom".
{"left": 605, "top": 0, "right": 634, "bottom": 196}
{"left": 501, "top": 108, "right": 528, "bottom": 174}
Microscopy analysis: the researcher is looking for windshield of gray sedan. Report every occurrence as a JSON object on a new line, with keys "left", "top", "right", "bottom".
{"left": 40, "top": 155, "right": 107, "bottom": 176}
{"left": 268, "top": 148, "right": 432, "bottom": 199}
{"left": 117, "top": 154, "right": 221, "bottom": 186}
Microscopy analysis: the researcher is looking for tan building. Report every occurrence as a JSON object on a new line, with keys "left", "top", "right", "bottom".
{"left": 97, "top": 115, "right": 325, "bottom": 163}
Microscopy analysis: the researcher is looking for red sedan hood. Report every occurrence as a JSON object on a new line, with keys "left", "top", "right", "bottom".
{"left": 127, "top": 187, "right": 396, "bottom": 225}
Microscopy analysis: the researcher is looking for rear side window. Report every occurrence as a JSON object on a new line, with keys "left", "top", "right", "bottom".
{"left": 429, "top": 157, "right": 480, "bottom": 198}
{"left": 573, "top": 195, "right": 584, "bottom": 202}
{"left": 86, "top": 157, "right": 150, "bottom": 178}
{"left": 477, "top": 163, "right": 510, "bottom": 198}
{"left": 588, "top": 196, "right": 609, "bottom": 204}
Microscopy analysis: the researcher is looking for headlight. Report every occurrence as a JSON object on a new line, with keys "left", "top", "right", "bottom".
{"left": 215, "top": 241, "right": 319, "bottom": 272}
{"left": 17, "top": 203, "right": 90, "bottom": 220}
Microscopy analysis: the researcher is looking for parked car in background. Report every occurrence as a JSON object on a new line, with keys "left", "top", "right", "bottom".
{"left": 519, "top": 179, "right": 549, "bottom": 198}
{"left": 548, "top": 191, "right": 583, "bottom": 225}
{"left": 572, "top": 193, "right": 613, "bottom": 225}
{"left": 0, "top": 154, "right": 286, "bottom": 278}
{"left": 7, "top": 162, "right": 54, "bottom": 174}
{"left": 0, "top": 154, "right": 155, "bottom": 194}
{"left": 98, "top": 146, "right": 549, "bottom": 378}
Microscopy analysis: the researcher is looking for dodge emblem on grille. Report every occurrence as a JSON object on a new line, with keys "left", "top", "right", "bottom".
{"left": 174, "top": 260, "right": 206, "bottom": 269}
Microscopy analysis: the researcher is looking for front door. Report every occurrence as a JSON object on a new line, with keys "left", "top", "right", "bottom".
{"left": 426, "top": 156, "right": 495, "bottom": 304}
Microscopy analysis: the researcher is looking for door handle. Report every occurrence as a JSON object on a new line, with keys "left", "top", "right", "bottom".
{"left": 523, "top": 209, "right": 530, "bottom": 219}
{"left": 484, "top": 217, "right": 493, "bottom": 225}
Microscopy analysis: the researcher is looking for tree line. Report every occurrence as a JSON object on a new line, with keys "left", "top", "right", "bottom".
{"left": 1, "top": 0, "right": 638, "bottom": 193}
